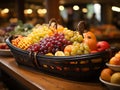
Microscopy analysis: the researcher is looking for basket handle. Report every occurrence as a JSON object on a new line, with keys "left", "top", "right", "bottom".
{"left": 48, "top": 18, "right": 58, "bottom": 30}
{"left": 33, "top": 52, "right": 41, "bottom": 69}
{"left": 29, "top": 51, "right": 41, "bottom": 68}
{"left": 76, "top": 21, "right": 88, "bottom": 35}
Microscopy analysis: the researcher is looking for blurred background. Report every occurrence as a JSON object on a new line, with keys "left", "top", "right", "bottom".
{"left": 0, "top": 0, "right": 119, "bottom": 28}
{"left": 0, "top": 0, "right": 120, "bottom": 48}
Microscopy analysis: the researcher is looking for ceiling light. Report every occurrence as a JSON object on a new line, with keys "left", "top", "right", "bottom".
{"left": 112, "top": 6, "right": 120, "bottom": 12}
{"left": 82, "top": 8, "right": 88, "bottom": 13}
{"left": 73, "top": 5, "right": 79, "bottom": 11}
{"left": 59, "top": 5, "right": 64, "bottom": 11}
{"left": 24, "top": 9, "right": 33, "bottom": 14}
{"left": 1, "top": 8, "right": 9, "bottom": 14}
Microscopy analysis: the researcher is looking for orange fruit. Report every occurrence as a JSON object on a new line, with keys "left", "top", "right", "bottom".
{"left": 57, "top": 25, "right": 64, "bottom": 33}
{"left": 64, "top": 45, "right": 73, "bottom": 53}
{"left": 83, "top": 31, "right": 97, "bottom": 51}
{"left": 114, "top": 53, "right": 120, "bottom": 59}
{"left": 109, "top": 56, "right": 120, "bottom": 65}
{"left": 100, "top": 68, "right": 113, "bottom": 82}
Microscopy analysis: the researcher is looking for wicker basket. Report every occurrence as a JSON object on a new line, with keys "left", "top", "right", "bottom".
{"left": 5, "top": 36, "right": 118, "bottom": 81}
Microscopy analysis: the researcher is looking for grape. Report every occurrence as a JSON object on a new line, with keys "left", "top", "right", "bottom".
{"left": 77, "top": 35, "right": 83, "bottom": 42}
{"left": 84, "top": 50, "right": 89, "bottom": 54}
{"left": 27, "top": 32, "right": 72, "bottom": 55}
{"left": 77, "top": 50, "right": 83, "bottom": 55}
{"left": 83, "top": 43, "right": 90, "bottom": 52}
{"left": 27, "top": 43, "right": 40, "bottom": 52}
{"left": 68, "top": 42, "right": 90, "bottom": 56}
{"left": 63, "top": 29, "right": 83, "bottom": 43}
{"left": 71, "top": 48, "right": 77, "bottom": 56}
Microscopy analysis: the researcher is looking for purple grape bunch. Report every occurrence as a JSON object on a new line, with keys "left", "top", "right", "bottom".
{"left": 27, "top": 33, "right": 72, "bottom": 55}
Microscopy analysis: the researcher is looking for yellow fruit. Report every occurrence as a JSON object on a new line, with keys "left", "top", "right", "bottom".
{"left": 45, "top": 53, "right": 54, "bottom": 56}
{"left": 55, "top": 51, "right": 65, "bottom": 56}
{"left": 64, "top": 51, "right": 70, "bottom": 56}
{"left": 111, "top": 72, "right": 120, "bottom": 84}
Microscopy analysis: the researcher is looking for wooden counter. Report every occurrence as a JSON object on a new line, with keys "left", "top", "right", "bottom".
{"left": 0, "top": 57, "right": 107, "bottom": 90}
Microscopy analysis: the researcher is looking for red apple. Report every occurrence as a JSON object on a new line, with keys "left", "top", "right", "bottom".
{"left": 97, "top": 41, "right": 110, "bottom": 52}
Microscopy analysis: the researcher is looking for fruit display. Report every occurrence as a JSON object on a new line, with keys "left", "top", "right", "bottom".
{"left": 100, "top": 51, "right": 120, "bottom": 85}
{"left": 10, "top": 19, "right": 111, "bottom": 56}
{"left": 0, "top": 20, "right": 33, "bottom": 44}
{"left": 8, "top": 20, "right": 33, "bottom": 36}
{"left": 6, "top": 19, "right": 117, "bottom": 81}
{"left": 90, "top": 24, "right": 120, "bottom": 38}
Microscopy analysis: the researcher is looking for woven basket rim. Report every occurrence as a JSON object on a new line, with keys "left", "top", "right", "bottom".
{"left": 5, "top": 35, "right": 114, "bottom": 61}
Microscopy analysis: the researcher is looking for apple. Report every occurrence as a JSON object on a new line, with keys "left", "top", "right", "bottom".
{"left": 97, "top": 41, "right": 110, "bottom": 52}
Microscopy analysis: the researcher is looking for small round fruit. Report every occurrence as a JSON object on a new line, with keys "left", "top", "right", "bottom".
{"left": 100, "top": 68, "right": 113, "bottom": 82}
{"left": 45, "top": 53, "right": 54, "bottom": 56}
{"left": 64, "top": 51, "right": 70, "bottom": 56}
{"left": 64, "top": 45, "right": 73, "bottom": 53}
{"left": 110, "top": 72, "right": 120, "bottom": 84}
{"left": 115, "top": 53, "right": 120, "bottom": 59}
{"left": 97, "top": 41, "right": 110, "bottom": 52}
{"left": 109, "top": 57, "right": 120, "bottom": 65}
{"left": 55, "top": 51, "right": 65, "bottom": 56}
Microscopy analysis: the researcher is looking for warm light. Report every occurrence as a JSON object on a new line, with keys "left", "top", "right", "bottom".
{"left": 42, "top": 9, "right": 47, "bottom": 14}
{"left": 59, "top": 5, "right": 64, "bottom": 11}
{"left": 24, "top": 9, "right": 33, "bottom": 14}
{"left": 1, "top": 8, "right": 9, "bottom": 14}
{"left": 37, "top": 9, "right": 42, "bottom": 14}
{"left": 37, "top": 9, "right": 47, "bottom": 14}
{"left": 82, "top": 8, "right": 88, "bottom": 13}
{"left": 73, "top": 5, "right": 79, "bottom": 10}
{"left": 112, "top": 6, "right": 120, "bottom": 12}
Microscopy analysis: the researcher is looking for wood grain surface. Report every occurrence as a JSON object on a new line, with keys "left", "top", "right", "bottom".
{"left": 0, "top": 57, "right": 107, "bottom": 90}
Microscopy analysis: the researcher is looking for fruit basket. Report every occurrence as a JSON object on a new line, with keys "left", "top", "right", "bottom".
{"left": 6, "top": 35, "right": 117, "bottom": 81}
{"left": 5, "top": 19, "right": 118, "bottom": 81}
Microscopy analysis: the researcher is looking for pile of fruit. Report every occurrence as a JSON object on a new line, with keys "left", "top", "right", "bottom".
{"left": 90, "top": 24, "right": 120, "bottom": 38}
{"left": 11, "top": 20, "right": 110, "bottom": 56}
{"left": 8, "top": 20, "right": 33, "bottom": 36}
{"left": 100, "top": 51, "right": 120, "bottom": 85}
{"left": 0, "top": 20, "right": 33, "bottom": 42}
